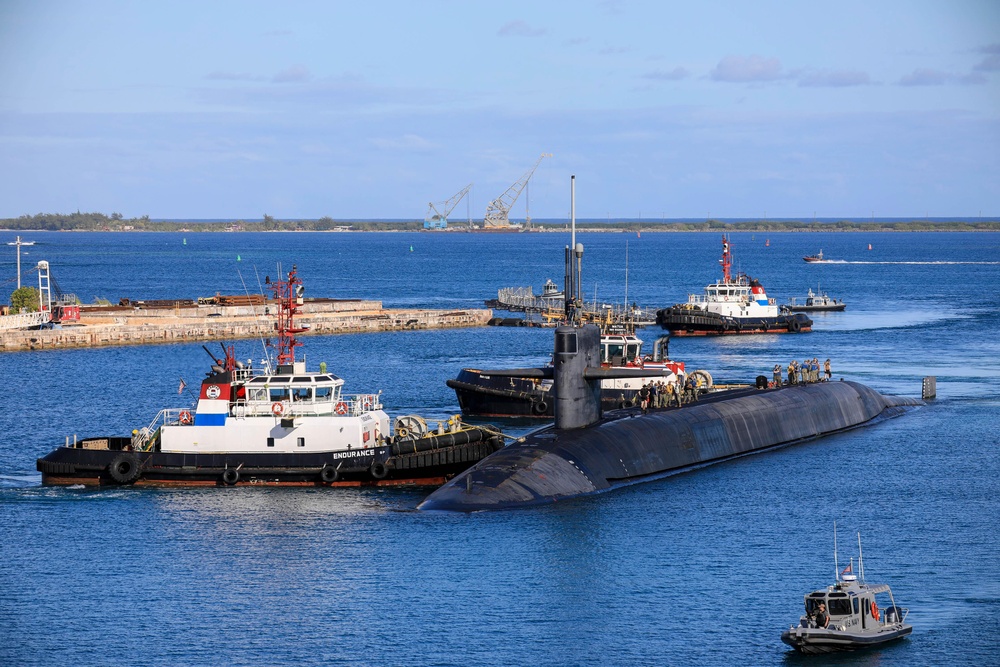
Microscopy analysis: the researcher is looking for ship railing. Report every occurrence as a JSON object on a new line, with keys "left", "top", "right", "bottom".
{"left": 344, "top": 393, "right": 383, "bottom": 416}
{"left": 229, "top": 394, "right": 382, "bottom": 418}
{"left": 132, "top": 408, "right": 188, "bottom": 451}
{"left": 231, "top": 367, "right": 256, "bottom": 383}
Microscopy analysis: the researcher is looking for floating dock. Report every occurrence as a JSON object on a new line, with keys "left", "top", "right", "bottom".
{"left": 0, "top": 298, "right": 491, "bottom": 352}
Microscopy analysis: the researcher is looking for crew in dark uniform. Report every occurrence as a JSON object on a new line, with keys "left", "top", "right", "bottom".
{"left": 639, "top": 383, "right": 650, "bottom": 413}
{"left": 814, "top": 603, "right": 830, "bottom": 629}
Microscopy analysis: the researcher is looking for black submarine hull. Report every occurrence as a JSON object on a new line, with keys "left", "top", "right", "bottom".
{"left": 418, "top": 380, "right": 921, "bottom": 511}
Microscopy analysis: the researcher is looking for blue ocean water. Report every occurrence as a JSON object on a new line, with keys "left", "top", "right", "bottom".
{"left": 1, "top": 230, "right": 999, "bottom": 666}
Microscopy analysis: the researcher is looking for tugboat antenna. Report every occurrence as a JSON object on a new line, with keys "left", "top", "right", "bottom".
{"left": 857, "top": 532, "right": 865, "bottom": 583}
{"left": 834, "top": 521, "right": 840, "bottom": 582}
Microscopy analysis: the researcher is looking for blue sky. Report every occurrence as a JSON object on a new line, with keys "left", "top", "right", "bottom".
{"left": 1, "top": 0, "right": 998, "bottom": 219}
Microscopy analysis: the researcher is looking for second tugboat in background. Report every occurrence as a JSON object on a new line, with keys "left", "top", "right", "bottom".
{"left": 448, "top": 315, "right": 701, "bottom": 418}
{"left": 37, "top": 266, "right": 504, "bottom": 487}
{"left": 656, "top": 236, "right": 812, "bottom": 336}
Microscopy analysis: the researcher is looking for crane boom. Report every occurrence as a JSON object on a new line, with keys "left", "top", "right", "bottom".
{"left": 425, "top": 183, "right": 473, "bottom": 228}
{"left": 483, "top": 153, "right": 552, "bottom": 228}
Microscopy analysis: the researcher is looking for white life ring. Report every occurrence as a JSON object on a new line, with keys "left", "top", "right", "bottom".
{"left": 335, "top": 402, "right": 349, "bottom": 415}
{"left": 178, "top": 410, "right": 193, "bottom": 425}
{"left": 271, "top": 402, "right": 285, "bottom": 417}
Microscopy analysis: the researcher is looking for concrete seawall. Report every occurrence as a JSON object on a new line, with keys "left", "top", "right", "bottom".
{"left": 0, "top": 299, "right": 492, "bottom": 352}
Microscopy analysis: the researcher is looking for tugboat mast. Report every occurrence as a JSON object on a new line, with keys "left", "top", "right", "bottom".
{"left": 269, "top": 265, "right": 309, "bottom": 367}
{"left": 720, "top": 235, "right": 733, "bottom": 284}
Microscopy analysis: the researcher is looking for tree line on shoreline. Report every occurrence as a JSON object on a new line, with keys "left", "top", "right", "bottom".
{"left": 2, "top": 211, "right": 998, "bottom": 233}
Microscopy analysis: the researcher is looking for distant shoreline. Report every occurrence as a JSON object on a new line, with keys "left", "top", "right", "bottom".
{"left": 4, "top": 226, "right": 999, "bottom": 233}
{"left": 3, "top": 213, "right": 999, "bottom": 235}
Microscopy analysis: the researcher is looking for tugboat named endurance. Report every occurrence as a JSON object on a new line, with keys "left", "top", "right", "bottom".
{"left": 655, "top": 236, "right": 812, "bottom": 336}
{"left": 37, "top": 266, "right": 504, "bottom": 487}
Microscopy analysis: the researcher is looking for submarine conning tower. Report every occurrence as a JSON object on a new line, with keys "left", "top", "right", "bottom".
{"left": 553, "top": 323, "right": 603, "bottom": 430}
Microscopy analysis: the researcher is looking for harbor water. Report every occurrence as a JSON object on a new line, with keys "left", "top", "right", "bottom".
{"left": 1, "top": 230, "right": 999, "bottom": 666}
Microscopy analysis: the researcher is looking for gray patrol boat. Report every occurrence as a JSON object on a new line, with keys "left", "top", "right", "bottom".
{"left": 781, "top": 533, "right": 912, "bottom": 654}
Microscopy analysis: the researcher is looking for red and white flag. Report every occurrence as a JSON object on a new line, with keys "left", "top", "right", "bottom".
{"left": 178, "top": 378, "right": 187, "bottom": 395}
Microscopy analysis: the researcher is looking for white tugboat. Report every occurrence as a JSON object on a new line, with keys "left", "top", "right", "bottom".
{"left": 781, "top": 532, "right": 913, "bottom": 654}
{"left": 656, "top": 235, "right": 812, "bottom": 335}
{"left": 37, "top": 265, "right": 504, "bottom": 487}
{"left": 448, "top": 314, "right": 694, "bottom": 418}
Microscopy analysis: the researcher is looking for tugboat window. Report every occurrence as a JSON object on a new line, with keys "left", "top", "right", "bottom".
{"left": 828, "top": 599, "right": 852, "bottom": 616}
{"left": 269, "top": 388, "right": 290, "bottom": 402}
{"left": 853, "top": 598, "right": 860, "bottom": 614}
{"left": 297, "top": 437, "right": 305, "bottom": 447}
{"left": 248, "top": 388, "right": 267, "bottom": 402}
{"left": 266, "top": 437, "right": 275, "bottom": 448}
{"left": 314, "top": 386, "right": 333, "bottom": 402}
{"left": 292, "top": 387, "right": 311, "bottom": 402}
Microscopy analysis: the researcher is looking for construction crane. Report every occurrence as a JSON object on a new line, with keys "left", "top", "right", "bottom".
{"left": 425, "top": 183, "right": 473, "bottom": 229}
{"left": 483, "top": 153, "right": 552, "bottom": 228}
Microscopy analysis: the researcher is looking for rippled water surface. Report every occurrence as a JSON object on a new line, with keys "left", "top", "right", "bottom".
{"left": 2, "top": 230, "right": 999, "bottom": 665}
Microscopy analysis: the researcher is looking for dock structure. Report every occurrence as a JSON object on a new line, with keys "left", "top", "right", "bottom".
{"left": 0, "top": 299, "right": 491, "bottom": 352}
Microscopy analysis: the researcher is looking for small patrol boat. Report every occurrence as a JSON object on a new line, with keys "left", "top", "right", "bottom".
{"left": 655, "top": 235, "right": 812, "bottom": 335}
{"left": 37, "top": 265, "right": 504, "bottom": 487}
{"left": 781, "top": 532, "right": 912, "bottom": 654}
{"left": 784, "top": 286, "right": 847, "bottom": 312}
{"left": 803, "top": 249, "right": 825, "bottom": 262}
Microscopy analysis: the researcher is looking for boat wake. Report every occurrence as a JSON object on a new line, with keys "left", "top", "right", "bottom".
{"left": 814, "top": 260, "right": 1000, "bottom": 265}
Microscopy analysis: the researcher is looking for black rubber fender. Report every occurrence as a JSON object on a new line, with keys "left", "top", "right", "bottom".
{"left": 320, "top": 465, "right": 339, "bottom": 483}
{"left": 370, "top": 462, "right": 389, "bottom": 479}
{"left": 107, "top": 453, "right": 141, "bottom": 484}
{"left": 222, "top": 468, "right": 240, "bottom": 485}
{"left": 789, "top": 319, "right": 801, "bottom": 333}
{"left": 532, "top": 399, "right": 549, "bottom": 415}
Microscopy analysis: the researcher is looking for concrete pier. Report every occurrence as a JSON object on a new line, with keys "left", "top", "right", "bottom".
{"left": 0, "top": 299, "right": 492, "bottom": 352}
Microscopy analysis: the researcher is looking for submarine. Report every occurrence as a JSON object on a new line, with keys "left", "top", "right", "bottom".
{"left": 418, "top": 177, "right": 921, "bottom": 512}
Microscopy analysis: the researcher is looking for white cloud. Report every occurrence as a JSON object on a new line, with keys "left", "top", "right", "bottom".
{"left": 798, "top": 69, "right": 872, "bottom": 87}
{"left": 711, "top": 55, "right": 784, "bottom": 83}
{"left": 899, "top": 68, "right": 986, "bottom": 86}
{"left": 643, "top": 67, "right": 690, "bottom": 81}
{"left": 272, "top": 65, "right": 311, "bottom": 84}
{"left": 206, "top": 71, "right": 266, "bottom": 82}
{"left": 973, "top": 54, "right": 1000, "bottom": 72}
{"left": 371, "top": 134, "right": 436, "bottom": 152}
{"left": 497, "top": 20, "right": 546, "bottom": 37}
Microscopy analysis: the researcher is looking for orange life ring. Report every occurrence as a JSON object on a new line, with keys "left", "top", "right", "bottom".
{"left": 179, "top": 410, "right": 193, "bottom": 425}
{"left": 335, "top": 402, "right": 348, "bottom": 415}
{"left": 271, "top": 402, "right": 285, "bottom": 417}
{"left": 871, "top": 601, "right": 879, "bottom": 621}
